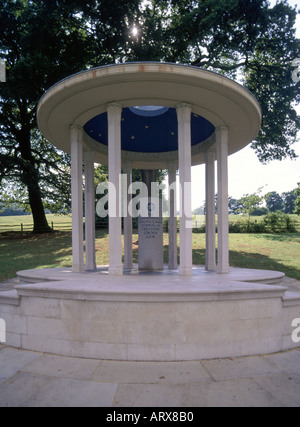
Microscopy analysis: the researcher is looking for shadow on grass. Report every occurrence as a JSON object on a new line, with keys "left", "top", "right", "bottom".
{"left": 192, "top": 248, "right": 300, "bottom": 281}
{"left": 250, "top": 232, "right": 300, "bottom": 243}
{"left": 0, "top": 231, "right": 73, "bottom": 281}
{"left": 133, "top": 243, "right": 300, "bottom": 280}
{"left": 1, "top": 230, "right": 299, "bottom": 282}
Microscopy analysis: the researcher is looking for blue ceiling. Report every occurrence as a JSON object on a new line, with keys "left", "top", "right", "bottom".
{"left": 83, "top": 107, "right": 215, "bottom": 153}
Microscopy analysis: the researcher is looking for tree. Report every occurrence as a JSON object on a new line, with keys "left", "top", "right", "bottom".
{"left": 265, "top": 191, "right": 284, "bottom": 212}
{"left": 228, "top": 197, "right": 243, "bottom": 215}
{"left": 193, "top": 206, "right": 205, "bottom": 215}
{"left": 237, "top": 192, "right": 263, "bottom": 230}
{"left": 294, "top": 183, "right": 300, "bottom": 215}
{"left": 0, "top": 0, "right": 299, "bottom": 233}
{"left": 282, "top": 189, "right": 297, "bottom": 214}
{"left": 0, "top": 0, "right": 91, "bottom": 232}
{"left": 80, "top": 0, "right": 300, "bottom": 163}
{"left": 162, "top": 0, "right": 300, "bottom": 163}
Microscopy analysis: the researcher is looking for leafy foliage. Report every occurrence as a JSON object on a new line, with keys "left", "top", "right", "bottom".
{"left": 0, "top": 0, "right": 299, "bottom": 231}
{"left": 295, "top": 182, "right": 300, "bottom": 215}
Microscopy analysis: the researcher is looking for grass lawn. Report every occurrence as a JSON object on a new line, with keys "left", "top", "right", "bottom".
{"left": 0, "top": 220, "right": 299, "bottom": 281}
{"left": 192, "top": 233, "right": 300, "bottom": 280}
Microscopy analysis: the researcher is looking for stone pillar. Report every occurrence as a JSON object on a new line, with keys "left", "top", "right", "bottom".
{"left": 138, "top": 170, "right": 163, "bottom": 271}
{"left": 123, "top": 162, "right": 133, "bottom": 270}
{"left": 216, "top": 126, "right": 229, "bottom": 273}
{"left": 70, "top": 125, "right": 84, "bottom": 273}
{"left": 177, "top": 103, "right": 193, "bottom": 276}
{"left": 205, "top": 147, "right": 216, "bottom": 271}
{"left": 168, "top": 162, "right": 178, "bottom": 269}
{"left": 84, "top": 148, "right": 96, "bottom": 271}
{"left": 107, "top": 103, "right": 123, "bottom": 275}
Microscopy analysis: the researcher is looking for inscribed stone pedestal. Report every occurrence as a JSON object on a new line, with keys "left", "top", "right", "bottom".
{"left": 138, "top": 216, "right": 163, "bottom": 270}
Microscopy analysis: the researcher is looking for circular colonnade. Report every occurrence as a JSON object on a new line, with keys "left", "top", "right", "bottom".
{"left": 37, "top": 62, "right": 262, "bottom": 275}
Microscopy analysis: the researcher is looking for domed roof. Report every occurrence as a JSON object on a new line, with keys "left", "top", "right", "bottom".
{"left": 37, "top": 62, "right": 261, "bottom": 169}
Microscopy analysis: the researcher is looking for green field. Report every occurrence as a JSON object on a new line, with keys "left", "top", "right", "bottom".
{"left": 192, "top": 214, "right": 300, "bottom": 230}
{"left": 0, "top": 213, "right": 74, "bottom": 232}
{"left": 0, "top": 214, "right": 299, "bottom": 281}
{"left": 1, "top": 213, "right": 299, "bottom": 232}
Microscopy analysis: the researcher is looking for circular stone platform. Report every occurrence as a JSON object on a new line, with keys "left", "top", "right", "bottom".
{"left": 0, "top": 266, "right": 298, "bottom": 361}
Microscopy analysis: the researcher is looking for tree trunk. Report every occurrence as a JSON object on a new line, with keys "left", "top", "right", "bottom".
{"left": 28, "top": 175, "right": 52, "bottom": 233}
{"left": 18, "top": 122, "right": 52, "bottom": 234}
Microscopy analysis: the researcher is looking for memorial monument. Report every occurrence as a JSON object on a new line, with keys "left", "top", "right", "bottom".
{"left": 36, "top": 62, "right": 262, "bottom": 276}
{"left": 1, "top": 63, "right": 299, "bottom": 361}
{"left": 138, "top": 169, "right": 163, "bottom": 271}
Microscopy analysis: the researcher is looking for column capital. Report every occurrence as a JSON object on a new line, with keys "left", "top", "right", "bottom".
{"left": 70, "top": 125, "right": 83, "bottom": 143}
{"left": 122, "top": 160, "right": 132, "bottom": 171}
{"left": 167, "top": 160, "right": 177, "bottom": 173}
{"left": 107, "top": 102, "right": 123, "bottom": 112}
{"left": 215, "top": 125, "right": 228, "bottom": 134}
{"left": 83, "top": 146, "right": 94, "bottom": 154}
{"left": 205, "top": 147, "right": 216, "bottom": 164}
{"left": 83, "top": 147, "right": 94, "bottom": 162}
{"left": 176, "top": 103, "right": 192, "bottom": 122}
{"left": 176, "top": 102, "right": 192, "bottom": 109}
{"left": 70, "top": 124, "right": 83, "bottom": 131}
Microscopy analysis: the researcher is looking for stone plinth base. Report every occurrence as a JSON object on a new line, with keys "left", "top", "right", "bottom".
{"left": 138, "top": 217, "right": 163, "bottom": 271}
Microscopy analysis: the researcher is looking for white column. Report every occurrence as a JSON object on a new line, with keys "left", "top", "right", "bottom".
{"left": 205, "top": 147, "right": 216, "bottom": 271}
{"left": 107, "top": 103, "right": 123, "bottom": 275}
{"left": 70, "top": 125, "right": 84, "bottom": 273}
{"left": 123, "top": 161, "right": 133, "bottom": 270}
{"left": 177, "top": 103, "right": 193, "bottom": 276}
{"left": 216, "top": 126, "right": 229, "bottom": 273}
{"left": 84, "top": 148, "right": 96, "bottom": 271}
{"left": 168, "top": 161, "right": 178, "bottom": 269}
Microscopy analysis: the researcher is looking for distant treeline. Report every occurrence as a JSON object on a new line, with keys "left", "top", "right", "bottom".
{"left": 0, "top": 208, "right": 30, "bottom": 216}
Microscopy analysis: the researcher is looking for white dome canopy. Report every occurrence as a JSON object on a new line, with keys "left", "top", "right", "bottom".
{"left": 37, "top": 62, "right": 261, "bottom": 169}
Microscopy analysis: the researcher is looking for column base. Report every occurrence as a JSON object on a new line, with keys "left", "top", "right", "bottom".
{"left": 85, "top": 264, "right": 97, "bottom": 272}
{"left": 179, "top": 266, "right": 193, "bottom": 276}
{"left": 205, "top": 263, "right": 217, "bottom": 272}
{"left": 124, "top": 261, "right": 133, "bottom": 270}
{"left": 168, "top": 263, "right": 178, "bottom": 270}
{"left": 72, "top": 264, "right": 85, "bottom": 273}
{"left": 109, "top": 265, "right": 124, "bottom": 276}
{"left": 217, "top": 264, "right": 230, "bottom": 274}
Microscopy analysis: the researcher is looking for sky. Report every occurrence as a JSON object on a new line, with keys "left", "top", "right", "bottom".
{"left": 189, "top": 0, "right": 300, "bottom": 210}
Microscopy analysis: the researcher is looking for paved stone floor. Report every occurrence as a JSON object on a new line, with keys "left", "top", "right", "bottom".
{"left": 0, "top": 345, "right": 300, "bottom": 407}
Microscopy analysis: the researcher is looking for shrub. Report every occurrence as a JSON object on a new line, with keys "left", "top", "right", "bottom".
{"left": 262, "top": 211, "right": 297, "bottom": 233}
{"left": 162, "top": 217, "right": 180, "bottom": 232}
{"left": 228, "top": 220, "right": 265, "bottom": 233}
{"left": 163, "top": 217, "right": 169, "bottom": 232}
{"left": 228, "top": 221, "right": 245, "bottom": 233}
{"left": 228, "top": 213, "right": 297, "bottom": 233}
{"left": 192, "top": 224, "right": 206, "bottom": 233}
